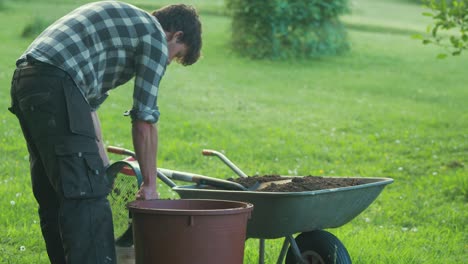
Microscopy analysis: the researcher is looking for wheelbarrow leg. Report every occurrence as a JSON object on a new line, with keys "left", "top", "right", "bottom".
{"left": 276, "top": 237, "right": 290, "bottom": 264}
{"left": 287, "top": 235, "right": 308, "bottom": 264}
{"left": 259, "top": 239, "right": 265, "bottom": 264}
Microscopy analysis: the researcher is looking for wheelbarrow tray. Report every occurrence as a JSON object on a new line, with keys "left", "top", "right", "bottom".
{"left": 173, "top": 176, "right": 393, "bottom": 239}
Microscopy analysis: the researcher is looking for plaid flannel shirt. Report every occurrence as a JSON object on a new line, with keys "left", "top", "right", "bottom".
{"left": 17, "top": 1, "right": 168, "bottom": 123}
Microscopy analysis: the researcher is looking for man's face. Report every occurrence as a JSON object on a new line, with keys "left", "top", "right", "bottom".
{"left": 166, "top": 31, "right": 188, "bottom": 65}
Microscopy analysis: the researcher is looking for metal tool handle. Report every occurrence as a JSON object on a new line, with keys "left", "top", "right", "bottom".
{"left": 107, "top": 146, "right": 136, "bottom": 158}
{"left": 202, "top": 149, "right": 248, "bottom": 178}
{"left": 158, "top": 168, "right": 247, "bottom": 191}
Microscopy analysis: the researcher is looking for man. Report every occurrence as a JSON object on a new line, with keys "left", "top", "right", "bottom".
{"left": 8, "top": 1, "right": 202, "bottom": 263}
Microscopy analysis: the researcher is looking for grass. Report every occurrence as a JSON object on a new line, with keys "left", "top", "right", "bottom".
{"left": 1, "top": 0, "right": 467, "bottom": 263}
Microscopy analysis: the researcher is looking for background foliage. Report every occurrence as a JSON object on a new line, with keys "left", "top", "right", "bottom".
{"left": 226, "top": 0, "right": 350, "bottom": 59}
{"left": 417, "top": 0, "right": 468, "bottom": 57}
{"left": 0, "top": 0, "right": 467, "bottom": 263}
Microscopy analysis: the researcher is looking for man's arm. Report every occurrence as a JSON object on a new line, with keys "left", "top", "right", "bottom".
{"left": 91, "top": 111, "right": 109, "bottom": 167}
{"left": 132, "top": 120, "right": 159, "bottom": 200}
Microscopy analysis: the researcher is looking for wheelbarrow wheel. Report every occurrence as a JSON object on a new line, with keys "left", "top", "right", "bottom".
{"left": 285, "top": 230, "right": 351, "bottom": 264}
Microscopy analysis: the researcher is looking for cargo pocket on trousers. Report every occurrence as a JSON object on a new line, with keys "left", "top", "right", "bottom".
{"left": 56, "top": 142, "right": 110, "bottom": 199}
{"left": 63, "top": 83, "right": 96, "bottom": 139}
{"left": 17, "top": 92, "right": 56, "bottom": 139}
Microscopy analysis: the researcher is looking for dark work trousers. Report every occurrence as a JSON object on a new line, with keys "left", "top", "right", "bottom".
{"left": 9, "top": 62, "right": 116, "bottom": 264}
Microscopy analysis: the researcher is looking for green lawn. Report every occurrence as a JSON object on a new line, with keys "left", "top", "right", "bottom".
{"left": 0, "top": 0, "right": 467, "bottom": 263}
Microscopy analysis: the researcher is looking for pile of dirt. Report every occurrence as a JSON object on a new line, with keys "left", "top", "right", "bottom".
{"left": 229, "top": 175, "right": 365, "bottom": 192}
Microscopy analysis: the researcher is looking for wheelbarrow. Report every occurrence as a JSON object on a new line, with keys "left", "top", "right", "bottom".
{"left": 106, "top": 147, "right": 393, "bottom": 264}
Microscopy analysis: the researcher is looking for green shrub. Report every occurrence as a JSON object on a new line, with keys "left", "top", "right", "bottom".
{"left": 21, "top": 17, "right": 52, "bottom": 38}
{"left": 416, "top": 0, "right": 468, "bottom": 57}
{"left": 226, "top": 0, "right": 350, "bottom": 59}
{"left": 397, "top": 0, "right": 423, "bottom": 3}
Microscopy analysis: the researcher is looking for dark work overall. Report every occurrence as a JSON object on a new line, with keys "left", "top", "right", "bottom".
{"left": 9, "top": 61, "right": 116, "bottom": 264}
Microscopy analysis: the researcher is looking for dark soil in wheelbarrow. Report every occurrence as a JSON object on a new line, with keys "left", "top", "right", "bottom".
{"left": 229, "top": 175, "right": 365, "bottom": 192}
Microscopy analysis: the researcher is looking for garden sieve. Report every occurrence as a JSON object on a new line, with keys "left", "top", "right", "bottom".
{"left": 106, "top": 148, "right": 142, "bottom": 247}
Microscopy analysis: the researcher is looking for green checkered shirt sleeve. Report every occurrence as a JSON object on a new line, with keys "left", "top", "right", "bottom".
{"left": 130, "top": 32, "right": 168, "bottom": 123}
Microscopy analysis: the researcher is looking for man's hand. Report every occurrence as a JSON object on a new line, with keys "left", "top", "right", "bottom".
{"left": 136, "top": 182, "right": 159, "bottom": 200}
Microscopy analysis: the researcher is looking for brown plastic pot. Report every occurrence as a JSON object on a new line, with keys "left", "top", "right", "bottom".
{"left": 127, "top": 199, "right": 253, "bottom": 264}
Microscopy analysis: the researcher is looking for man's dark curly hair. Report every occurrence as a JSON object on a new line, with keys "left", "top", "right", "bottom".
{"left": 152, "top": 4, "right": 202, "bottom": 66}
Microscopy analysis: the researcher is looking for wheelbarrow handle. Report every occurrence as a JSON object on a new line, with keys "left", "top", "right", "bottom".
{"left": 201, "top": 149, "right": 248, "bottom": 178}
{"left": 107, "top": 146, "right": 136, "bottom": 158}
{"left": 158, "top": 168, "right": 248, "bottom": 191}
{"left": 201, "top": 149, "right": 217, "bottom": 156}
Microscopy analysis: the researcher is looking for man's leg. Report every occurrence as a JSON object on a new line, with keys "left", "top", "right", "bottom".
{"left": 12, "top": 72, "right": 67, "bottom": 264}
{"left": 33, "top": 135, "right": 116, "bottom": 264}
{"left": 11, "top": 65, "right": 116, "bottom": 264}
{"left": 60, "top": 196, "right": 115, "bottom": 264}
{"left": 56, "top": 74, "right": 116, "bottom": 264}
{"left": 30, "top": 143, "right": 66, "bottom": 264}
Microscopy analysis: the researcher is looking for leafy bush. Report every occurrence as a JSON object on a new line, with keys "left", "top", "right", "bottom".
{"left": 21, "top": 17, "right": 52, "bottom": 38}
{"left": 398, "top": 0, "right": 423, "bottom": 3}
{"left": 416, "top": 0, "right": 468, "bottom": 57}
{"left": 226, "top": 0, "right": 350, "bottom": 59}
